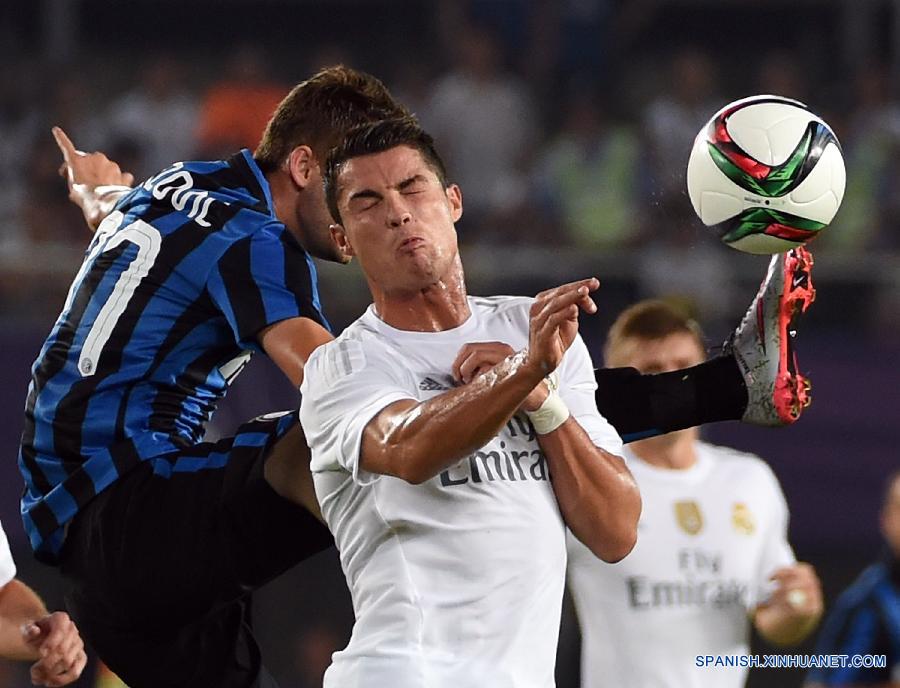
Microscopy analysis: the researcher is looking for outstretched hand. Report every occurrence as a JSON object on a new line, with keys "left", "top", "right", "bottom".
{"left": 53, "top": 126, "right": 134, "bottom": 231}
{"left": 22, "top": 611, "right": 87, "bottom": 687}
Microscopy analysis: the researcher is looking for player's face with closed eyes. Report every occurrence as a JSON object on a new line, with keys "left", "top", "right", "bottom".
{"left": 330, "top": 145, "right": 463, "bottom": 294}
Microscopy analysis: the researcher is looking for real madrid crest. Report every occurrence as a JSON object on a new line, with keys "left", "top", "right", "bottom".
{"left": 732, "top": 502, "right": 755, "bottom": 535}
{"left": 674, "top": 500, "right": 703, "bottom": 535}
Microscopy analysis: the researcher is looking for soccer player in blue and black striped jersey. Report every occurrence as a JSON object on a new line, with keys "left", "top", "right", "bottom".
{"left": 19, "top": 66, "right": 409, "bottom": 688}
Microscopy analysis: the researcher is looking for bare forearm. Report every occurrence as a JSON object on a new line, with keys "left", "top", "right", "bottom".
{"left": 363, "top": 353, "right": 543, "bottom": 483}
{"left": 0, "top": 580, "right": 47, "bottom": 661}
{"left": 538, "top": 420, "right": 640, "bottom": 562}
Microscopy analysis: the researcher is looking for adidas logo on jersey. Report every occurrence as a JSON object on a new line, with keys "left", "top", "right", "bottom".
{"left": 419, "top": 377, "right": 449, "bottom": 391}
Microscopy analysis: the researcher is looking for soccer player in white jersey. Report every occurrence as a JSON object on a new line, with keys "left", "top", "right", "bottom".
{"left": 0, "top": 521, "right": 85, "bottom": 686}
{"left": 299, "top": 116, "right": 641, "bottom": 688}
{"left": 566, "top": 299, "right": 824, "bottom": 688}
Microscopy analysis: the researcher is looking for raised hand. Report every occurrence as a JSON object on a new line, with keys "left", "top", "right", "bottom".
{"left": 52, "top": 126, "right": 134, "bottom": 231}
{"left": 526, "top": 278, "right": 599, "bottom": 377}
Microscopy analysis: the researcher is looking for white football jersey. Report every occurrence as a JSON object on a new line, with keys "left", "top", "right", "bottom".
{"left": 0, "top": 521, "right": 17, "bottom": 588}
{"left": 567, "top": 442, "right": 795, "bottom": 688}
{"left": 301, "top": 296, "right": 622, "bottom": 688}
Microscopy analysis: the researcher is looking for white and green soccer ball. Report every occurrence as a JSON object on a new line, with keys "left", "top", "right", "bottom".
{"left": 686, "top": 95, "right": 846, "bottom": 254}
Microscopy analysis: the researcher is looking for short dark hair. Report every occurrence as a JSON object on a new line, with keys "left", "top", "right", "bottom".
{"left": 323, "top": 116, "right": 449, "bottom": 223}
{"left": 254, "top": 65, "right": 410, "bottom": 172}
{"left": 604, "top": 299, "right": 706, "bottom": 366}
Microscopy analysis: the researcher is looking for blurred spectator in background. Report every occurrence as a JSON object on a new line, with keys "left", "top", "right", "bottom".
{"left": 534, "top": 85, "right": 640, "bottom": 250}
{"left": 105, "top": 55, "right": 199, "bottom": 179}
{"left": 568, "top": 299, "right": 823, "bottom": 688}
{"left": 196, "top": 45, "right": 286, "bottom": 158}
{"left": 423, "top": 22, "right": 537, "bottom": 239}
{"left": 805, "top": 470, "right": 900, "bottom": 688}
{"left": 642, "top": 46, "right": 720, "bottom": 204}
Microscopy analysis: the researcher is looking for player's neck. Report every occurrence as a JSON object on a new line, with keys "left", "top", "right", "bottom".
{"left": 630, "top": 429, "right": 699, "bottom": 470}
{"left": 371, "top": 257, "right": 471, "bottom": 332}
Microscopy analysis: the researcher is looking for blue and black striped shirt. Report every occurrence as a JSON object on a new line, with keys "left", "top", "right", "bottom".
{"left": 807, "top": 558, "right": 900, "bottom": 684}
{"left": 19, "top": 150, "right": 329, "bottom": 561}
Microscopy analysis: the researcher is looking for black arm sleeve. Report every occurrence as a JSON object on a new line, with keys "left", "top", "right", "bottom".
{"left": 595, "top": 354, "right": 748, "bottom": 443}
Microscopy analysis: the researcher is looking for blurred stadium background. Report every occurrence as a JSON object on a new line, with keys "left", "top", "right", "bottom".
{"left": 0, "top": 0, "right": 897, "bottom": 686}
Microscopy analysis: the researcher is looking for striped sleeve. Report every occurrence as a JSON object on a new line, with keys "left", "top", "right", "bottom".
{"left": 207, "top": 222, "right": 329, "bottom": 350}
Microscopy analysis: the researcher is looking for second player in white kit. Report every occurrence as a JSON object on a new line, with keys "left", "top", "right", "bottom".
{"left": 567, "top": 299, "right": 823, "bottom": 688}
{"left": 568, "top": 442, "right": 795, "bottom": 688}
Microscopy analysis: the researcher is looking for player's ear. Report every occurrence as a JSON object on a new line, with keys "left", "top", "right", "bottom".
{"left": 446, "top": 183, "right": 463, "bottom": 222}
{"left": 330, "top": 223, "right": 354, "bottom": 259}
{"left": 286, "top": 145, "right": 316, "bottom": 189}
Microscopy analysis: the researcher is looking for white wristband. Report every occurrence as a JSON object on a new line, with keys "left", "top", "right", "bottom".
{"left": 93, "top": 184, "right": 133, "bottom": 198}
{"left": 525, "top": 380, "right": 570, "bottom": 435}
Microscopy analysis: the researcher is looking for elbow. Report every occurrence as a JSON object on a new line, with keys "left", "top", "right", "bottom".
{"left": 384, "top": 443, "right": 433, "bottom": 485}
{"left": 394, "top": 462, "right": 431, "bottom": 485}
{"left": 593, "top": 522, "right": 638, "bottom": 563}
{"left": 590, "top": 485, "right": 642, "bottom": 563}
{"left": 363, "top": 457, "right": 431, "bottom": 485}
{"left": 362, "top": 423, "right": 432, "bottom": 485}
{"left": 365, "top": 404, "right": 438, "bottom": 485}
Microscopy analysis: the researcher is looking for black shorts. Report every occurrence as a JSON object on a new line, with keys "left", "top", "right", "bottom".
{"left": 59, "top": 412, "right": 333, "bottom": 688}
